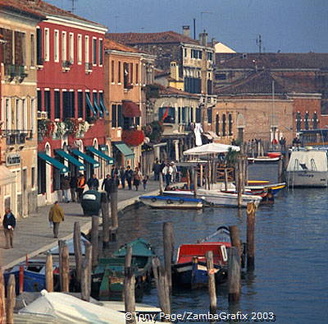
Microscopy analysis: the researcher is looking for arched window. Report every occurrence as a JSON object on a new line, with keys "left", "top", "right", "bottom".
{"left": 313, "top": 111, "right": 318, "bottom": 129}
{"left": 222, "top": 114, "right": 226, "bottom": 136}
{"left": 215, "top": 114, "right": 220, "bottom": 136}
{"left": 296, "top": 112, "right": 301, "bottom": 132}
{"left": 304, "top": 111, "right": 309, "bottom": 130}
{"left": 228, "top": 114, "right": 233, "bottom": 136}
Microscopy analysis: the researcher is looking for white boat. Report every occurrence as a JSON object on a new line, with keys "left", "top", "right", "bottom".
{"left": 197, "top": 189, "right": 262, "bottom": 208}
{"left": 286, "top": 149, "right": 328, "bottom": 187}
{"left": 139, "top": 194, "right": 204, "bottom": 209}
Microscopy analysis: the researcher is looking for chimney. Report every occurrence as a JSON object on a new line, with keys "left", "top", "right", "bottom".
{"left": 182, "top": 26, "right": 190, "bottom": 38}
{"left": 170, "top": 62, "right": 179, "bottom": 81}
{"left": 199, "top": 30, "right": 208, "bottom": 46}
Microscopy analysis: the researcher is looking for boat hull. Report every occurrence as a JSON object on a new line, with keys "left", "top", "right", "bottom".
{"left": 140, "top": 195, "right": 204, "bottom": 209}
{"left": 286, "top": 171, "right": 328, "bottom": 187}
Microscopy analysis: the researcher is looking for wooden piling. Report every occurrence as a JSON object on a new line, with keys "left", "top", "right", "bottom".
{"left": 101, "top": 193, "right": 110, "bottom": 248}
{"left": 205, "top": 251, "right": 217, "bottom": 315}
{"left": 163, "top": 222, "right": 174, "bottom": 293}
{"left": 18, "top": 265, "right": 24, "bottom": 294}
{"left": 6, "top": 274, "right": 15, "bottom": 324}
{"left": 124, "top": 246, "right": 136, "bottom": 324}
{"left": 228, "top": 246, "right": 241, "bottom": 303}
{"left": 159, "top": 173, "right": 164, "bottom": 194}
{"left": 278, "top": 156, "right": 284, "bottom": 182}
{"left": 229, "top": 226, "right": 241, "bottom": 255}
{"left": 45, "top": 252, "right": 54, "bottom": 292}
{"left": 91, "top": 215, "right": 99, "bottom": 268}
{"left": 0, "top": 268, "right": 6, "bottom": 323}
{"left": 110, "top": 183, "right": 118, "bottom": 230}
{"left": 73, "top": 222, "right": 83, "bottom": 283}
{"left": 224, "top": 168, "right": 228, "bottom": 191}
{"left": 246, "top": 202, "right": 256, "bottom": 271}
{"left": 193, "top": 168, "right": 198, "bottom": 197}
{"left": 152, "top": 258, "right": 171, "bottom": 319}
{"left": 237, "top": 159, "right": 243, "bottom": 207}
{"left": 59, "top": 240, "right": 69, "bottom": 292}
{"left": 81, "top": 242, "right": 92, "bottom": 302}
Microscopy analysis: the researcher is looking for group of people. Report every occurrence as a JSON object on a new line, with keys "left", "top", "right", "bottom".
{"left": 152, "top": 159, "right": 179, "bottom": 186}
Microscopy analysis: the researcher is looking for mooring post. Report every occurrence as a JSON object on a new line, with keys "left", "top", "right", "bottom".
{"left": 228, "top": 246, "right": 241, "bottom": 303}
{"left": 6, "top": 274, "right": 15, "bottom": 324}
{"left": 163, "top": 222, "right": 174, "bottom": 294}
{"left": 101, "top": 193, "right": 110, "bottom": 248}
{"left": 59, "top": 240, "right": 69, "bottom": 292}
{"left": 229, "top": 225, "right": 241, "bottom": 256}
{"left": 45, "top": 252, "right": 54, "bottom": 292}
{"left": 91, "top": 215, "right": 99, "bottom": 268}
{"left": 159, "top": 173, "right": 164, "bottom": 194}
{"left": 124, "top": 245, "right": 136, "bottom": 324}
{"left": 18, "top": 265, "right": 24, "bottom": 294}
{"left": 206, "top": 251, "right": 217, "bottom": 315}
{"left": 0, "top": 268, "right": 6, "bottom": 323}
{"left": 81, "top": 241, "right": 92, "bottom": 302}
{"left": 193, "top": 168, "right": 198, "bottom": 197}
{"left": 73, "top": 222, "right": 82, "bottom": 284}
{"left": 246, "top": 202, "right": 256, "bottom": 271}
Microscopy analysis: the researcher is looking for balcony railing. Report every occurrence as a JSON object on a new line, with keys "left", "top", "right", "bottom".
{"left": 4, "top": 64, "right": 28, "bottom": 82}
{"left": 1, "top": 129, "right": 33, "bottom": 145}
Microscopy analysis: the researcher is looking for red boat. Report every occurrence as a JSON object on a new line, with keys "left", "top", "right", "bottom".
{"left": 172, "top": 226, "right": 232, "bottom": 289}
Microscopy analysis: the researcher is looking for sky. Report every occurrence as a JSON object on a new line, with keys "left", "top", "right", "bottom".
{"left": 47, "top": 0, "right": 328, "bottom": 53}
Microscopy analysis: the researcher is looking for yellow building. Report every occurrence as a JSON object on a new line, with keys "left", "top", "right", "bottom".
{"left": 0, "top": 2, "right": 43, "bottom": 219}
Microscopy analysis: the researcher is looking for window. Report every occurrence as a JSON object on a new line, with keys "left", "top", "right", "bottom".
{"left": 44, "top": 28, "right": 49, "bottom": 62}
{"left": 85, "top": 35, "right": 89, "bottom": 63}
{"left": 196, "top": 108, "right": 201, "bottom": 123}
{"left": 30, "top": 34, "right": 35, "bottom": 66}
{"left": 130, "top": 63, "right": 133, "bottom": 84}
{"left": 184, "top": 48, "right": 187, "bottom": 57}
{"left": 37, "top": 90, "right": 42, "bottom": 111}
{"left": 31, "top": 167, "right": 36, "bottom": 189}
{"left": 118, "top": 61, "right": 121, "bottom": 83}
{"left": 215, "top": 74, "right": 227, "bottom": 80}
{"left": 54, "top": 90, "right": 60, "bottom": 119}
{"left": 99, "top": 39, "right": 103, "bottom": 65}
{"left": 62, "top": 91, "right": 74, "bottom": 119}
{"left": 111, "top": 60, "right": 115, "bottom": 82}
{"left": 216, "top": 114, "right": 220, "bottom": 136}
{"left": 207, "top": 51, "right": 213, "bottom": 61}
{"left": 77, "top": 34, "right": 82, "bottom": 64}
{"left": 228, "top": 113, "right": 233, "bottom": 136}
{"left": 31, "top": 98, "right": 36, "bottom": 133}
{"left": 304, "top": 111, "right": 309, "bottom": 130}
{"left": 92, "top": 38, "right": 97, "bottom": 65}
{"left": 44, "top": 90, "right": 51, "bottom": 118}
{"left": 222, "top": 114, "right": 226, "bottom": 136}
{"left": 62, "top": 31, "right": 67, "bottom": 61}
{"left": 207, "top": 107, "right": 212, "bottom": 124}
{"left": 69, "top": 33, "right": 74, "bottom": 63}
{"left": 112, "top": 104, "right": 117, "bottom": 127}
{"left": 136, "top": 63, "right": 139, "bottom": 84}
{"left": 123, "top": 62, "right": 129, "bottom": 88}
{"left": 313, "top": 112, "right": 318, "bottom": 129}
{"left": 22, "top": 99, "right": 27, "bottom": 131}
{"left": 15, "top": 31, "right": 26, "bottom": 66}
{"left": 36, "top": 28, "right": 43, "bottom": 65}
{"left": 296, "top": 112, "right": 301, "bottom": 132}
{"left": 111, "top": 104, "right": 122, "bottom": 127}
{"left": 54, "top": 30, "right": 59, "bottom": 62}
{"left": 78, "top": 91, "right": 83, "bottom": 118}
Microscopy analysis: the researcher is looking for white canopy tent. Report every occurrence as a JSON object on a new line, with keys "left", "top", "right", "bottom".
{"left": 183, "top": 143, "right": 240, "bottom": 156}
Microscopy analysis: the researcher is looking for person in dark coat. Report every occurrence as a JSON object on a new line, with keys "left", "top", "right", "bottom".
{"left": 102, "top": 174, "right": 113, "bottom": 199}
{"left": 69, "top": 175, "right": 77, "bottom": 202}
{"left": 152, "top": 158, "right": 161, "bottom": 181}
{"left": 125, "top": 166, "right": 133, "bottom": 190}
{"left": 3, "top": 208, "right": 16, "bottom": 249}
{"left": 87, "top": 173, "right": 99, "bottom": 190}
{"left": 119, "top": 166, "right": 126, "bottom": 189}
{"left": 61, "top": 176, "right": 70, "bottom": 202}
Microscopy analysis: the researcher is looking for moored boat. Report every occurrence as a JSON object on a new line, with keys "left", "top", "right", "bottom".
{"left": 139, "top": 194, "right": 204, "bottom": 209}
{"left": 172, "top": 226, "right": 232, "bottom": 289}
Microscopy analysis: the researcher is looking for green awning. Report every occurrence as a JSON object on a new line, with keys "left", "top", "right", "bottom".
{"left": 94, "top": 100, "right": 103, "bottom": 116}
{"left": 38, "top": 152, "right": 68, "bottom": 174}
{"left": 71, "top": 149, "right": 100, "bottom": 168}
{"left": 86, "top": 93, "right": 97, "bottom": 115}
{"left": 114, "top": 143, "right": 135, "bottom": 158}
{"left": 86, "top": 146, "right": 114, "bottom": 165}
{"left": 99, "top": 97, "right": 109, "bottom": 115}
{"left": 55, "top": 150, "right": 85, "bottom": 171}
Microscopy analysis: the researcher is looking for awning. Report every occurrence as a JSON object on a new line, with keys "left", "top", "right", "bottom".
{"left": 55, "top": 150, "right": 85, "bottom": 171}
{"left": 122, "top": 100, "right": 141, "bottom": 118}
{"left": 99, "top": 97, "right": 109, "bottom": 115}
{"left": 0, "top": 165, "right": 15, "bottom": 186}
{"left": 86, "top": 146, "right": 114, "bottom": 165}
{"left": 71, "top": 149, "right": 100, "bottom": 168}
{"left": 38, "top": 152, "right": 69, "bottom": 174}
{"left": 86, "top": 93, "right": 97, "bottom": 115}
{"left": 114, "top": 143, "right": 135, "bottom": 158}
{"left": 94, "top": 100, "right": 103, "bottom": 116}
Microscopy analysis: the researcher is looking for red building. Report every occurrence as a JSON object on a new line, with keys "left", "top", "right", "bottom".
{"left": 24, "top": 1, "right": 111, "bottom": 204}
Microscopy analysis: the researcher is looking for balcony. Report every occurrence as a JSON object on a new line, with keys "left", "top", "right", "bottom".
{"left": 85, "top": 62, "right": 93, "bottom": 74}
{"left": 4, "top": 64, "right": 28, "bottom": 82}
{"left": 1, "top": 129, "right": 33, "bottom": 145}
{"left": 62, "top": 60, "right": 72, "bottom": 72}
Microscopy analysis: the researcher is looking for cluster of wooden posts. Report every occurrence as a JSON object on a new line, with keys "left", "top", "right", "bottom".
{"left": 0, "top": 188, "right": 119, "bottom": 324}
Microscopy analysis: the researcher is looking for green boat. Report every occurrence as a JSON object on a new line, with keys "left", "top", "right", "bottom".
{"left": 91, "top": 238, "right": 155, "bottom": 301}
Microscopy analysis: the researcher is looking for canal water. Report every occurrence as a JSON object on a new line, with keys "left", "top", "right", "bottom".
{"left": 117, "top": 164, "right": 328, "bottom": 324}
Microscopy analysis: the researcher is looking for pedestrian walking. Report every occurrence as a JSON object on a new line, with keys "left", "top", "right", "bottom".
{"left": 162, "top": 162, "right": 173, "bottom": 187}
{"left": 102, "top": 174, "right": 113, "bottom": 199}
{"left": 61, "top": 175, "right": 71, "bottom": 202}
{"left": 3, "top": 208, "right": 16, "bottom": 249}
{"left": 76, "top": 173, "right": 86, "bottom": 202}
{"left": 70, "top": 175, "right": 77, "bottom": 202}
{"left": 48, "top": 201, "right": 65, "bottom": 238}
{"left": 142, "top": 175, "right": 149, "bottom": 191}
{"left": 119, "top": 166, "right": 126, "bottom": 189}
{"left": 133, "top": 167, "right": 142, "bottom": 191}
{"left": 87, "top": 173, "right": 99, "bottom": 190}
{"left": 125, "top": 166, "right": 133, "bottom": 190}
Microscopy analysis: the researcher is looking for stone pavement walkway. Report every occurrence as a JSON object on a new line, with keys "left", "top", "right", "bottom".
{"left": 0, "top": 180, "right": 161, "bottom": 270}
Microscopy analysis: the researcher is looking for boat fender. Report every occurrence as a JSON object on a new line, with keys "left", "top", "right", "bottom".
{"left": 179, "top": 199, "right": 184, "bottom": 204}
{"left": 151, "top": 197, "right": 157, "bottom": 202}
{"left": 221, "top": 245, "right": 228, "bottom": 262}
{"left": 166, "top": 199, "right": 173, "bottom": 204}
